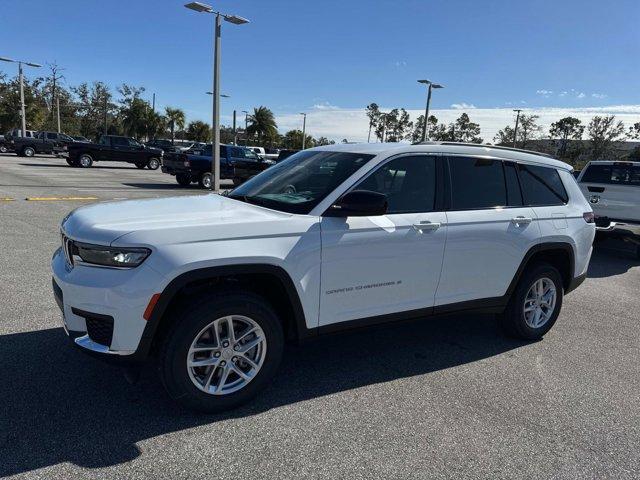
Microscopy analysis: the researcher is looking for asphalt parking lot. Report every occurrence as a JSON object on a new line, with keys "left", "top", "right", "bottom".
{"left": 1, "top": 153, "right": 639, "bottom": 479}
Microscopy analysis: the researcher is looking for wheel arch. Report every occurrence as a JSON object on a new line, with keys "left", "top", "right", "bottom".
{"left": 140, "top": 264, "right": 312, "bottom": 359}
{"left": 506, "top": 242, "right": 575, "bottom": 296}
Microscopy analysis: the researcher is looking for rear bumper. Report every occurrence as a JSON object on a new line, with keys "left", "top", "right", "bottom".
{"left": 596, "top": 220, "right": 640, "bottom": 242}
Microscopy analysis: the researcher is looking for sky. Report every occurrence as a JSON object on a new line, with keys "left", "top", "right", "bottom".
{"left": 1, "top": 0, "right": 639, "bottom": 142}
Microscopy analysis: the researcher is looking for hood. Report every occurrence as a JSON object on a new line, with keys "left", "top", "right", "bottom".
{"left": 62, "top": 194, "right": 295, "bottom": 245}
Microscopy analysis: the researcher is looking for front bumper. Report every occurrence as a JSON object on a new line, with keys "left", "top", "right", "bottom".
{"left": 51, "top": 247, "right": 165, "bottom": 362}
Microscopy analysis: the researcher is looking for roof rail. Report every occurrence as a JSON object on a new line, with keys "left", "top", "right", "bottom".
{"left": 413, "top": 141, "right": 556, "bottom": 159}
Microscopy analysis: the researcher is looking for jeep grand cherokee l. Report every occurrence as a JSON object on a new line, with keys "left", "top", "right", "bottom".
{"left": 52, "top": 142, "right": 595, "bottom": 412}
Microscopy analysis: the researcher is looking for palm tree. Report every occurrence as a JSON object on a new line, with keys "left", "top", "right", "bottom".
{"left": 186, "top": 120, "right": 211, "bottom": 142}
{"left": 246, "top": 106, "right": 277, "bottom": 145}
{"left": 165, "top": 107, "right": 186, "bottom": 144}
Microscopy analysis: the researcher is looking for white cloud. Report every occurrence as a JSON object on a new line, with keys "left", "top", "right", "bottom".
{"left": 394, "top": 61, "right": 407, "bottom": 68}
{"left": 577, "top": 92, "right": 586, "bottom": 99}
{"left": 536, "top": 89, "right": 553, "bottom": 97}
{"left": 592, "top": 93, "right": 607, "bottom": 99}
{"left": 311, "top": 101, "right": 340, "bottom": 110}
{"left": 451, "top": 102, "right": 476, "bottom": 110}
{"left": 275, "top": 105, "right": 640, "bottom": 143}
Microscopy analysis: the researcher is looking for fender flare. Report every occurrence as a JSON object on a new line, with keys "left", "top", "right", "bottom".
{"left": 505, "top": 242, "right": 575, "bottom": 296}
{"left": 136, "top": 264, "right": 311, "bottom": 359}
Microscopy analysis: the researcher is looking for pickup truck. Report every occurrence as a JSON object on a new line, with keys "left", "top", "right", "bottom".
{"left": 67, "top": 135, "right": 163, "bottom": 169}
{"left": 11, "top": 131, "right": 74, "bottom": 157}
{"left": 577, "top": 160, "right": 640, "bottom": 258}
{"left": 162, "top": 143, "right": 275, "bottom": 188}
{"left": 245, "top": 146, "right": 279, "bottom": 161}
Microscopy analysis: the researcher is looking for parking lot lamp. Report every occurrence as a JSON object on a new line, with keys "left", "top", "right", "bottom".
{"left": 185, "top": 2, "right": 249, "bottom": 192}
{"left": 0, "top": 57, "right": 42, "bottom": 136}
{"left": 417, "top": 79, "right": 443, "bottom": 142}
{"left": 300, "top": 112, "right": 307, "bottom": 149}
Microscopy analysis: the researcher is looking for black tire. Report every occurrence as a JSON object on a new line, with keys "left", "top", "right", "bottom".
{"left": 199, "top": 172, "right": 213, "bottom": 189}
{"left": 135, "top": 161, "right": 146, "bottom": 169}
{"left": 78, "top": 153, "right": 93, "bottom": 168}
{"left": 500, "top": 263, "right": 564, "bottom": 340}
{"left": 23, "top": 146, "right": 35, "bottom": 157}
{"left": 0, "top": 145, "right": 7, "bottom": 154}
{"left": 147, "top": 157, "right": 161, "bottom": 170}
{"left": 66, "top": 158, "right": 79, "bottom": 167}
{"left": 158, "top": 292, "right": 284, "bottom": 413}
{"left": 176, "top": 173, "right": 191, "bottom": 186}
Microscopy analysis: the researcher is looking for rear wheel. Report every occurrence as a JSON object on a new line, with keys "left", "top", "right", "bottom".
{"left": 147, "top": 157, "right": 161, "bottom": 170}
{"left": 199, "top": 172, "right": 212, "bottom": 189}
{"left": 23, "top": 146, "right": 35, "bottom": 157}
{"left": 0, "top": 145, "right": 7, "bottom": 153}
{"left": 79, "top": 154, "right": 93, "bottom": 168}
{"left": 500, "top": 263, "right": 563, "bottom": 340}
{"left": 159, "top": 292, "right": 284, "bottom": 412}
{"left": 176, "top": 173, "right": 191, "bottom": 186}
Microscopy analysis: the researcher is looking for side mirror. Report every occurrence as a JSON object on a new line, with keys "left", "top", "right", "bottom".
{"left": 327, "top": 190, "right": 387, "bottom": 217}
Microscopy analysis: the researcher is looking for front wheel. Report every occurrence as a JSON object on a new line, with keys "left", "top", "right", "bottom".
{"left": 500, "top": 263, "right": 563, "bottom": 340}
{"left": 23, "top": 146, "right": 35, "bottom": 157}
{"left": 0, "top": 145, "right": 7, "bottom": 153}
{"left": 158, "top": 292, "right": 284, "bottom": 412}
{"left": 147, "top": 157, "right": 161, "bottom": 170}
{"left": 78, "top": 154, "right": 93, "bottom": 168}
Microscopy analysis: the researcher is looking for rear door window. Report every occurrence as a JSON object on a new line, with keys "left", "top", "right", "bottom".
{"left": 518, "top": 164, "right": 568, "bottom": 205}
{"left": 448, "top": 157, "right": 507, "bottom": 210}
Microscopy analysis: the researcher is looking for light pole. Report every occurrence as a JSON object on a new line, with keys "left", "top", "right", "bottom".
{"left": 417, "top": 79, "right": 444, "bottom": 142}
{"left": 300, "top": 112, "right": 307, "bottom": 149}
{"left": 242, "top": 110, "right": 249, "bottom": 145}
{"left": 512, "top": 109, "right": 522, "bottom": 148}
{"left": 206, "top": 92, "right": 229, "bottom": 145}
{"left": 185, "top": 2, "right": 249, "bottom": 192}
{"left": 0, "top": 57, "right": 42, "bottom": 136}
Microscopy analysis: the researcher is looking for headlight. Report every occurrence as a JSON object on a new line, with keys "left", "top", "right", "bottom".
{"left": 74, "top": 243, "right": 150, "bottom": 268}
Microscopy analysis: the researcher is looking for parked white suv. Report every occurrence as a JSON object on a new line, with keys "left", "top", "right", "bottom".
{"left": 52, "top": 142, "right": 595, "bottom": 412}
{"left": 576, "top": 160, "right": 640, "bottom": 258}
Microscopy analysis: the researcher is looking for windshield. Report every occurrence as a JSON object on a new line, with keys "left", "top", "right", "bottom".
{"left": 228, "top": 150, "right": 375, "bottom": 214}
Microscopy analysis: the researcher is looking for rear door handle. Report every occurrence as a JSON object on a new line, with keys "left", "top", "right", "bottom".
{"left": 413, "top": 221, "right": 441, "bottom": 232}
{"left": 511, "top": 216, "right": 532, "bottom": 226}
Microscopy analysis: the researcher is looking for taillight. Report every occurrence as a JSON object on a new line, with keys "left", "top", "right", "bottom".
{"left": 583, "top": 212, "right": 595, "bottom": 223}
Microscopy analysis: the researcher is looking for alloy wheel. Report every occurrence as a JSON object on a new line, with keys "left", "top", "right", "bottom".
{"left": 523, "top": 277, "right": 557, "bottom": 328}
{"left": 187, "top": 315, "right": 267, "bottom": 395}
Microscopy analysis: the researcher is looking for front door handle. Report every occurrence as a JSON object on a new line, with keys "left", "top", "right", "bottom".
{"left": 413, "top": 221, "right": 441, "bottom": 233}
{"left": 511, "top": 216, "right": 532, "bottom": 226}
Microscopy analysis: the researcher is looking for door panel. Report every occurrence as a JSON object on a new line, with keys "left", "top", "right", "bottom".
{"left": 436, "top": 208, "right": 539, "bottom": 305}
{"left": 320, "top": 212, "right": 447, "bottom": 325}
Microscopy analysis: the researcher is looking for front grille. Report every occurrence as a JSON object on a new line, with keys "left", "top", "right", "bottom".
{"left": 72, "top": 308, "right": 114, "bottom": 347}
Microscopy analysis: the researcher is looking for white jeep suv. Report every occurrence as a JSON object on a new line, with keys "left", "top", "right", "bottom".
{"left": 52, "top": 142, "right": 595, "bottom": 412}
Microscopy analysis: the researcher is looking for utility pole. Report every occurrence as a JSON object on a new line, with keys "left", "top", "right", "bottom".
{"left": 513, "top": 109, "right": 522, "bottom": 148}
{"left": 300, "top": 112, "right": 307, "bottom": 149}
{"left": 232, "top": 110, "right": 237, "bottom": 145}
{"left": 418, "top": 79, "right": 444, "bottom": 142}
{"left": 19, "top": 63, "right": 26, "bottom": 136}
{"left": 56, "top": 97, "right": 61, "bottom": 133}
{"left": 242, "top": 110, "right": 249, "bottom": 145}
{"left": 104, "top": 97, "right": 108, "bottom": 135}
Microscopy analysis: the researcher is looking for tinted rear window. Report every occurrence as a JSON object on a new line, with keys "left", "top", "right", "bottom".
{"left": 449, "top": 157, "right": 507, "bottom": 210}
{"left": 581, "top": 164, "right": 640, "bottom": 186}
{"left": 518, "top": 164, "right": 568, "bottom": 206}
